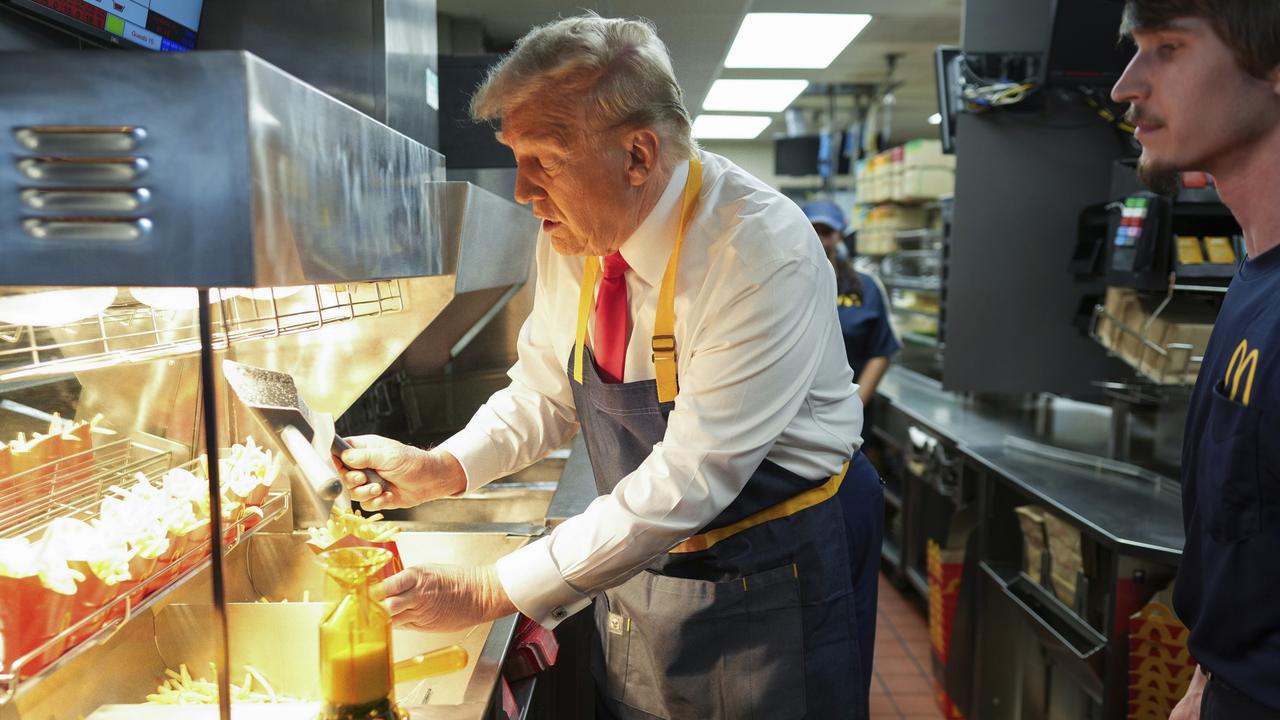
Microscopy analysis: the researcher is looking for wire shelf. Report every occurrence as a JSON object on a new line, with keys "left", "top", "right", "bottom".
{"left": 880, "top": 275, "right": 941, "bottom": 292}
{"left": 1089, "top": 305, "right": 1203, "bottom": 386}
{"left": 890, "top": 306, "right": 939, "bottom": 320}
{"left": 0, "top": 437, "right": 172, "bottom": 538}
{"left": 0, "top": 281, "right": 404, "bottom": 382}
{"left": 0, "top": 443, "right": 289, "bottom": 700}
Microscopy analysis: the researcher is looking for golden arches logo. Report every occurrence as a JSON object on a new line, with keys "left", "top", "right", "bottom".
{"left": 837, "top": 294, "right": 862, "bottom": 308}
{"left": 1224, "top": 339, "right": 1260, "bottom": 406}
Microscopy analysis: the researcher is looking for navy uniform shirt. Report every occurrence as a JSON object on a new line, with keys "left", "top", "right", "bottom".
{"left": 838, "top": 272, "right": 902, "bottom": 379}
{"left": 1174, "top": 245, "right": 1280, "bottom": 709}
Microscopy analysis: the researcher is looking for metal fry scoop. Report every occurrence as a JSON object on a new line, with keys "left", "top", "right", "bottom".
{"left": 222, "top": 359, "right": 382, "bottom": 509}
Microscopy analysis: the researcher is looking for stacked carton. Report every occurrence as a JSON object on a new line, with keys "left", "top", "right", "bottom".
{"left": 1128, "top": 589, "right": 1196, "bottom": 719}
{"left": 856, "top": 140, "right": 955, "bottom": 205}
{"left": 1015, "top": 505, "right": 1049, "bottom": 585}
{"left": 859, "top": 205, "right": 930, "bottom": 256}
{"left": 895, "top": 140, "right": 956, "bottom": 202}
{"left": 1014, "top": 505, "right": 1084, "bottom": 607}
{"left": 1041, "top": 512, "right": 1083, "bottom": 608}
{"left": 1096, "top": 287, "right": 1214, "bottom": 385}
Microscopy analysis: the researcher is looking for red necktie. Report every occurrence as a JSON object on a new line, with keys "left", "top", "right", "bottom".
{"left": 594, "top": 252, "right": 630, "bottom": 383}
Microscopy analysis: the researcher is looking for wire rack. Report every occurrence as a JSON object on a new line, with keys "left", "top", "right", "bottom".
{"left": 1089, "top": 305, "right": 1202, "bottom": 386}
{"left": 0, "top": 441, "right": 290, "bottom": 698}
{"left": 0, "top": 437, "right": 171, "bottom": 538}
{"left": 0, "top": 281, "right": 404, "bottom": 382}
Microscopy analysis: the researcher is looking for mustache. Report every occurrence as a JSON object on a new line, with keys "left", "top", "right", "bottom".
{"left": 1125, "top": 105, "right": 1165, "bottom": 128}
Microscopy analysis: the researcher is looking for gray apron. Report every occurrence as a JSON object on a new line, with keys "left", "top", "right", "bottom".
{"left": 571, "top": 345, "right": 878, "bottom": 719}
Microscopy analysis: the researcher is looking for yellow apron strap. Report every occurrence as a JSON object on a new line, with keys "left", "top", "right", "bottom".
{"left": 574, "top": 256, "right": 601, "bottom": 385}
{"left": 653, "top": 155, "right": 702, "bottom": 403}
{"left": 573, "top": 155, "right": 703, "bottom": 398}
{"left": 668, "top": 461, "right": 849, "bottom": 554}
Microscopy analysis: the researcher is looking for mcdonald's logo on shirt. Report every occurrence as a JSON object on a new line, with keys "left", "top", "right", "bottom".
{"left": 1224, "top": 339, "right": 1260, "bottom": 406}
{"left": 837, "top": 294, "right": 862, "bottom": 308}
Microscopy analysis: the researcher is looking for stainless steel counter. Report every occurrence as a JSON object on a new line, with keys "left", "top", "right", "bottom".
{"left": 876, "top": 366, "right": 1184, "bottom": 560}
{"left": 876, "top": 367, "right": 1111, "bottom": 456}
{"left": 969, "top": 444, "right": 1183, "bottom": 558}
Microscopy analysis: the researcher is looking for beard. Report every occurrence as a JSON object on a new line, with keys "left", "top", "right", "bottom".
{"left": 1125, "top": 105, "right": 1181, "bottom": 195}
{"left": 1136, "top": 157, "right": 1181, "bottom": 195}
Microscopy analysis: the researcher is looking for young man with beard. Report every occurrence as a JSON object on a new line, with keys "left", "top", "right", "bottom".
{"left": 1112, "top": 1, "right": 1280, "bottom": 718}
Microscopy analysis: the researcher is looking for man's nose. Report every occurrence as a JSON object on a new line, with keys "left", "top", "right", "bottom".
{"left": 513, "top": 166, "right": 546, "bottom": 205}
{"left": 1111, "top": 52, "right": 1146, "bottom": 105}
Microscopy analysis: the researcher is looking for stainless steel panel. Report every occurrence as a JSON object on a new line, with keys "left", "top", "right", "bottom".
{"left": 437, "top": 181, "right": 537, "bottom": 293}
{"left": 383, "top": 0, "right": 440, "bottom": 150}
{"left": 445, "top": 168, "right": 516, "bottom": 201}
{"left": 243, "top": 54, "right": 444, "bottom": 285}
{"left": 0, "top": 51, "right": 445, "bottom": 287}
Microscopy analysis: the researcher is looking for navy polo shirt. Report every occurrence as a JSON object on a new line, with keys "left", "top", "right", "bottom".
{"left": 1174, "top": 244, "right": 1280, "bottom": 710}
{"left": 838, "top": 272, "right": 902, "bottom": 379}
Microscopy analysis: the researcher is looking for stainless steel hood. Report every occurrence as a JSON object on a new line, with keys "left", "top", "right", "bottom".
{"left": 1, "top": 50, "right": 446, "bottom": 287}
{"left": 0, "top": 47, "right": 537, "bottom": 458}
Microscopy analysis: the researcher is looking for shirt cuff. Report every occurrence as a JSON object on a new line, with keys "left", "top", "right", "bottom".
{"left": 495, "top": 537, "right": 591, "bottom": 629}
{"left": 437, "top": 429, "right": 505, "bottom": 493}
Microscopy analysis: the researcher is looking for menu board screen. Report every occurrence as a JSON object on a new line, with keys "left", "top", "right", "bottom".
{"left": 15, "top": 0, "right": 203, "bottom": 51}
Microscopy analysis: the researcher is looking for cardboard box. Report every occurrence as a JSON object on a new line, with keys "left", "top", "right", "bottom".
{"left": 1015, "top": 505, "right": 1048, "bottom": 585}
{"left": 1098, "top": 287, "right": 1138, "bottom": 352}
{"left": 1041, "top": 511, "right": 1083, "bottom": 607}
{"left": 1126, "top": 587, "right": 1196, "bottom": 720}
{"left": 1137, "top": 309, "right": 1215, "bottom": 384}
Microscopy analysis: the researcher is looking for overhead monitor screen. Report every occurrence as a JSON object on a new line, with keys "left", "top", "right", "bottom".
{"left": 13, "top": 0, "right": 203, "bottom": 51}
{"left": 1045, "top": 0, "right": 1133, "bottom": 86}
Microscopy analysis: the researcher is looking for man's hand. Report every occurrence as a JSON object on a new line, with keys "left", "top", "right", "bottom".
{"left": 1170, "top": 666, "right": 1208, "bottom": 720}
{"left": 378, "top": 564, "right": 517, "bottom": 633}
{"left": 336, "top": 435, "right": 467, "bottom": 511}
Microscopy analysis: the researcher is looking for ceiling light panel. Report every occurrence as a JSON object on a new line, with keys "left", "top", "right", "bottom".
{"left": 692, "top": 114, "right": 772, "bottom": 140}
{"left": 703, "top": 79, "right": 810, "bottom": 113}
{"left": 725, "top": 13, "right": 872, "bottom": 69}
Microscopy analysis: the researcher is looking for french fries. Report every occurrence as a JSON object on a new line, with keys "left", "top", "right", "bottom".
{"left": 145, "top": 662, "right": 298, "bottom": 704}
{"left": 306, "top": 506, "right": 401, "bottom": 549}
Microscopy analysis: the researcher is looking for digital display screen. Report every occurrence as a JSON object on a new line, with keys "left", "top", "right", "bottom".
{"left": 16, "top": 0, "right": 203, "bottom": 51}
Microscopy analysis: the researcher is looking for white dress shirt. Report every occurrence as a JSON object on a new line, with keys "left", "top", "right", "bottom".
{"left": 438, "top": 150, "right": 863, "bottom": 627}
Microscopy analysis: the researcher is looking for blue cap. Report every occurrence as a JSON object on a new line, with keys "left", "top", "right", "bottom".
{"left": 802, "top": 200, "right": 845, "bottom": 232}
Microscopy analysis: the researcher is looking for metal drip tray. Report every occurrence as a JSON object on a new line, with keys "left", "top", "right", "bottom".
{"left": 401, "top": 483, "right": 555, "bottom": 527}
{"left": 385, "top": 457, "right": 563, "bottom": 530}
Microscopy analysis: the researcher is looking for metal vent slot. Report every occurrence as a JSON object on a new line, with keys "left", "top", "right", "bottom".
{"left": 17, "top": 157, "right": 149, "bottom": 183}
{"left": 13, "top": 126, "right": 147, "bottom": 153}
{"left": 21, "top": 218, "right": 152, "bottom": 242}
{"left": 20, "top": 188, "right": 150, "bottom": 212}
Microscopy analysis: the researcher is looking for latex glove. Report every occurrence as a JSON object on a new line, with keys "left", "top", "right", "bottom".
{"left": 336, "top": 435, "right": 466, "bottom": 511}
{"left": 1169, "top": 666, "right": 1207, "bottom": 720}
{"left": 378, "top": 564, "right": 516, "bottom": 633}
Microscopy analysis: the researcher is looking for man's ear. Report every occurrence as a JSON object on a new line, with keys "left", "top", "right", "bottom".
{"left": 623, "top": 128, "right": 662, "bottom": 187}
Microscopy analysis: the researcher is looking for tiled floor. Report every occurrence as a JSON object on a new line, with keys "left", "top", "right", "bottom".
{"left": 871, "top": 572, "right": 946, "bottom": 720}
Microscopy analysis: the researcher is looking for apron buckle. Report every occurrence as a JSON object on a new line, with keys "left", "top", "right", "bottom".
{"left": 607, "top": 612, "right": 630, "bottom": 635}
{"left": 651, "top": 334, "right": 676, "bottom": 361}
